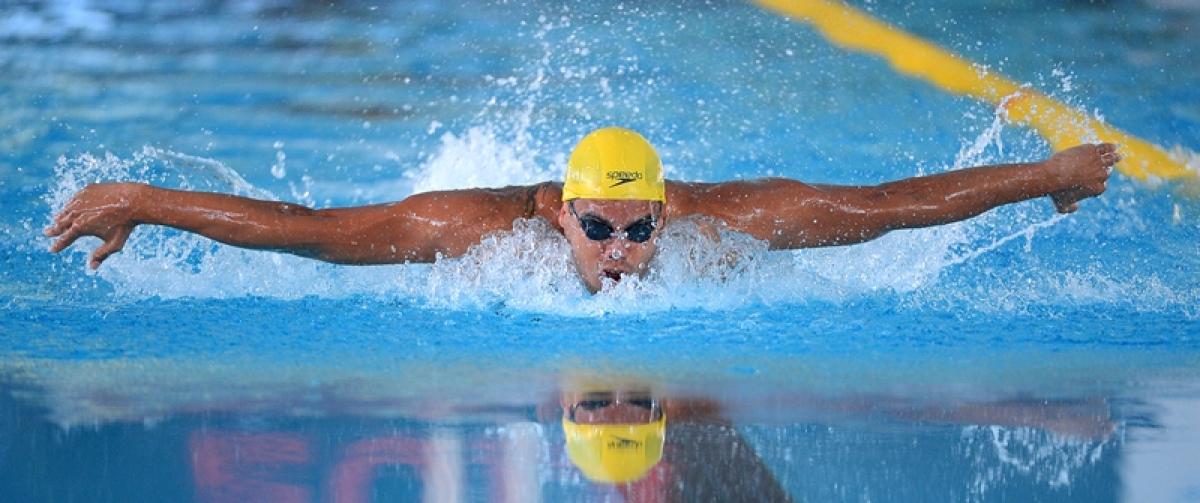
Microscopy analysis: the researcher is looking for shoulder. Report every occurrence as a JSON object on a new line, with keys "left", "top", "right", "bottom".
{"left": 530, "top": 182, "right": 565, "bottom": 230}
{"left": 664, "top": 178, "right": 812, "bottom": 214}
{"left": 664, "top": 180, "right": 700, "bottom": 218}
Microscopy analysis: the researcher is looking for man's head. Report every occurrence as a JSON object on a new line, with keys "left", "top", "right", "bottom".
{"left": 560, "top": 388, "right": 666, "bottom": 484}
{"left": 559, "top": 127, "right": 666, "bottom": 293}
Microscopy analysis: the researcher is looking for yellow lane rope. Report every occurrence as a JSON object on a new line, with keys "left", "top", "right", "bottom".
{"left": 754, "top": 0, "right": 1196, "bottom": 183}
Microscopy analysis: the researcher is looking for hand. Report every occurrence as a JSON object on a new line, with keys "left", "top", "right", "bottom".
{"left": 1045, "top": 143, "right": 1120, "bottom": 213}
{"left": 45, "top": 182, "right": 145, "bottom": 269}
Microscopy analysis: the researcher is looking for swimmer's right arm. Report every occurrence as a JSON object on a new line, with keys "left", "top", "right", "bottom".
{"left": 46, "top": 182, "right": 544, "bottom": 269}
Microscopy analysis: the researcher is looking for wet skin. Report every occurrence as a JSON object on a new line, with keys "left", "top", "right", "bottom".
{"left": 46, "top": 144, "right": 1120, "bottom": 292}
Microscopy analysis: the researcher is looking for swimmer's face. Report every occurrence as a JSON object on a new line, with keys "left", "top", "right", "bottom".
{"left": 560, "top": 389, "right": 660, "bottom": 424}
{"left": 558, "top": 199, "right": 664, "bottom": 293}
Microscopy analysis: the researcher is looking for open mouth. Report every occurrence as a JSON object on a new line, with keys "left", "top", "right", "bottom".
{"left": 601, "top": 270, "right": 623, "bottom": 282}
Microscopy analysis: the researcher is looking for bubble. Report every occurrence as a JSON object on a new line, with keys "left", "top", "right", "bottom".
{"left": 270, "top": 150, "right": 287, "bottom": 179}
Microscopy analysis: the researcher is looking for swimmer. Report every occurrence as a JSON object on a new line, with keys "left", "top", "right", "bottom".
{"left": 46, "top": 127, "right": 1119, "bottom": 293}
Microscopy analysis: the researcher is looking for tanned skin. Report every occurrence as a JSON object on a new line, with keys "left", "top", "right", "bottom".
{"left": 47, "top": 143, "right": 1119, "bottom": 292}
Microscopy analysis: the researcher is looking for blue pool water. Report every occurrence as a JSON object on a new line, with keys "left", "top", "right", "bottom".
{"left": 2, "top": 1, "right": 1199, "bottom": 501}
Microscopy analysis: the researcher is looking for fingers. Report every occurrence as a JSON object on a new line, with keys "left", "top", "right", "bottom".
{"left": 1100, "top": 149, "right": 1120, "bottom": 166}
{"left": 45, "top": 192, "right": 92, "bottom": 236}
{"left": 49, "top": 223, "right": 84, "bottom": 253}
{"left": 1095, "top": 143, "right": 1122, "bottom": 166}
{"left": 44, "top": 210, "right": 75, "bottom": 237}
{"left": 89, "top": 226, "right": 132, "bottom": 269}
{"left": 1052, "top": 193, "right": 1079, "bottom": 214}
{"left": 45, "top": 190, "right": 90, "bottom": 232}
{"left": 1053, "top": 176, "right": 1107, "bottom": 213}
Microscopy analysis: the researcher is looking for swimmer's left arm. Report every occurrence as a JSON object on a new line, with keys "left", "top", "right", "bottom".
{"left": 676, "top": 144, "right": 1118, "bottom": 248}
{"left": 45, "top": 182, "right": 547, "bottom": 268}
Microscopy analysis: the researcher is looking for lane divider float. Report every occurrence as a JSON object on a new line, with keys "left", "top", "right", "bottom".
{"left": 753, "top": 0, "right": 1196, "bottom": 185}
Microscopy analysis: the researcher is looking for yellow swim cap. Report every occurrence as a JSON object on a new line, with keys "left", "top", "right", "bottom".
{"left": 562, "top": 127, "right": 666, "bottom": 202}
{"left": 562, "top": 412, "right": 666, "bottom": 484}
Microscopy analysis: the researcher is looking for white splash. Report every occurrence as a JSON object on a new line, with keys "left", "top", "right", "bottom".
{"left": 961, "top": 424, "right": 1114, "bottom": 496}
{"left": 409, "top": 126, "right": 558, "bottom": 194}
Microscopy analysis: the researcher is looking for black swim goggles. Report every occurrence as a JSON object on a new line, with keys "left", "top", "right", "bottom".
{"left": 568, "top": 391, "right": 662, "bottom": 422}
{"left": 568, "top": 201, "right": 659, "bottom": 243}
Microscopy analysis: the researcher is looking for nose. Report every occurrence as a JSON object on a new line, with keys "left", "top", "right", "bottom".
{"left": 602, "top": 240, "right": 630, "bottom": 260}
{"left": 607, "top": 246, "right": 623, "bottom": 260}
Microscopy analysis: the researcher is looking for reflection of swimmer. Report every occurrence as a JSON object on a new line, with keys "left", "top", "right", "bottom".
{"left": 557, "top": 386, "right": 792, "bottom": 502}
{"left": 48, "top": 127, "right": 1118, "bottom": 292}
{"left": 553, "top": 383, "right": 1116, "bottom": 501}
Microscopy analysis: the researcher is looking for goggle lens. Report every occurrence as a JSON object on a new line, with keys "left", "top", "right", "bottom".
{"left": 578, "top": 217, "right": 615, "bottom": 241}
{"left": 570, "top": 393, "right": 659, "bottom": 421}
{"left": 624, "top": 219, "right": 655, "bottom": 243}
{"left": 571, "top": 203, "right": 657, "bottom": 244}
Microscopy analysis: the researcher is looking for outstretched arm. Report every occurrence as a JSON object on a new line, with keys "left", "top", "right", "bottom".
{"left": 46, "top": 182, "right": 545, "bottom": 268}
{"left": 671, "top": 144, "right": 1119, "bottom": 249}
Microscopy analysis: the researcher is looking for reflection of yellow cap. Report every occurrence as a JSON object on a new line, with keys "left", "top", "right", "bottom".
{"left": 562, "top": 127, "right": 666, "bottom": 202}
{"left": 562, "top": 412, "right": 666, "bottom": 484}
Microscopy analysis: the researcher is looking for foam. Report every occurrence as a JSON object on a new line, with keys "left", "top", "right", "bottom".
{"left": 961, "top": 424, "right": 1114, "bottom": 495}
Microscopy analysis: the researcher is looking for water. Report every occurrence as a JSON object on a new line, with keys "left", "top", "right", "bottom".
{"left": 2, "top": 0, "right": 1199, "bottom": 501}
